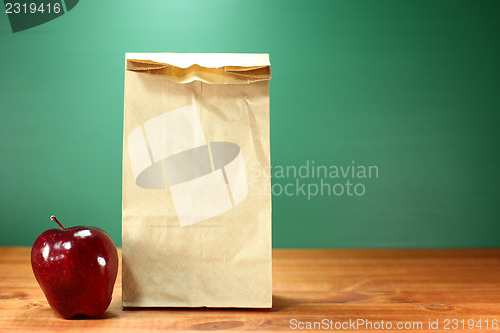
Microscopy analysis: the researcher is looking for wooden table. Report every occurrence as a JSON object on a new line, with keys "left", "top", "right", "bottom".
{"left": 1, "top": 248, "right": 500, "bottom": 332}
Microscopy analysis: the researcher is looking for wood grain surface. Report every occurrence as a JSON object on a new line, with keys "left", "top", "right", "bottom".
{"left": 1, "top": 247, "right": 500, "bottom": 332}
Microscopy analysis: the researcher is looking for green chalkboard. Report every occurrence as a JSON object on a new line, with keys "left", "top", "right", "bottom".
{"left": 0, "top": 0, "right": 499, "bottom": 247}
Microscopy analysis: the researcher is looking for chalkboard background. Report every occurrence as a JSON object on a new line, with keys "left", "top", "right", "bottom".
{"left": 1, "top": 0, "right": 499, "bottom": 247}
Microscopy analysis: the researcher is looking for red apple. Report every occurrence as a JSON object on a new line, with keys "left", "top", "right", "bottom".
{"left": 31, "top": 215, "right": 119, "bottom": 318}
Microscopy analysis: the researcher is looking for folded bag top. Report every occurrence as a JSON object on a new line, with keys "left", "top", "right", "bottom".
{"left": 126, "top": 53, "right": 271, "bottom": 84}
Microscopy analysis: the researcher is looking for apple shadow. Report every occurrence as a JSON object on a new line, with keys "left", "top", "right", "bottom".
{"left": 68, "top": 311, "right": 119, "bottom": 320}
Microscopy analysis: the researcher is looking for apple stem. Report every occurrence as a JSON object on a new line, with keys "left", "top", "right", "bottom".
{"left": 50, "top": 215, "right": 66, "bottom": 230}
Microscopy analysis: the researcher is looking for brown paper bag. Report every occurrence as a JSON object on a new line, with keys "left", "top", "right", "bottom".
{"left": 122, "top": 53, "right": 272, "bottom": 307}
